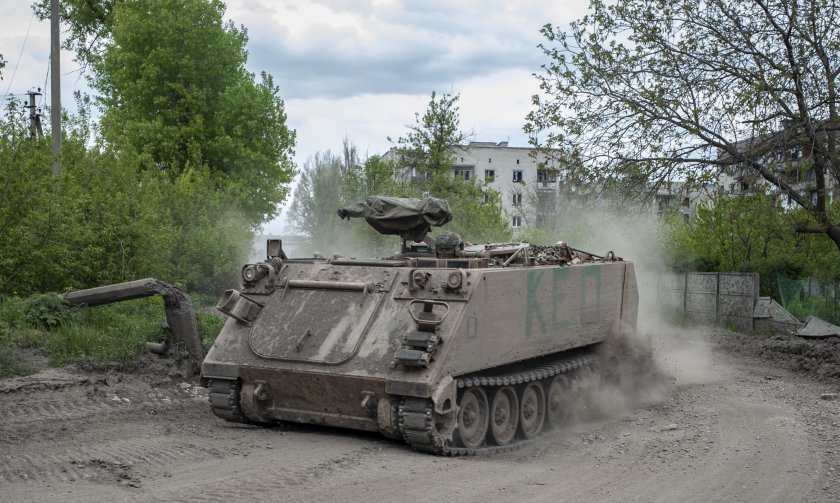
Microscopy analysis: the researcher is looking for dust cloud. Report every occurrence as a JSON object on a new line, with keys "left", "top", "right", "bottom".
{"left": 282, "top": 219, "right": 403, "bottom": 261}
{"left": 545, "top": 202, "right": 719, "bottom": 425}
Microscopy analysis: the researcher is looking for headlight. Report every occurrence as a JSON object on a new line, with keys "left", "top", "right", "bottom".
{"left": 242, "top": 264, "right": 267, "bottom": 283}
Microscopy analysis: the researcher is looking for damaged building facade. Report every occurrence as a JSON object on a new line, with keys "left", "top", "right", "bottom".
{"left": 716, "top": 130, "right": 838, "bottom": 207}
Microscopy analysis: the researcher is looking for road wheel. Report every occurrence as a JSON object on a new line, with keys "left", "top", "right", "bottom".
{"left": 546, "top": 375, "right": 571, "bottom": 429}
{"left": 519, "top": 382, "right": 546, "bottom": 439}
{"left": 489, "top": 386, "right": 519, "bottom": 445}
{"left": 455, "top": 387, "right": 489, "bottom": 448}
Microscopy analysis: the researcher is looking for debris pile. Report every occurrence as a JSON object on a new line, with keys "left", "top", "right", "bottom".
{"left": 798, "top": 316, "right": 840, "bottom": 339}
{"left": 529, "top": 243, "right": 612, "bottom": 266}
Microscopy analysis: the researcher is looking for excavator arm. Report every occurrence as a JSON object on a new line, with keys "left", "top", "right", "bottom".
{"left": 61, "top": 278, "right": 206, "bottom": 363}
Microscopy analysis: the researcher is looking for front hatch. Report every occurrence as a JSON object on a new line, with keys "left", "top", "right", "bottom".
{"left": 249, "top": 274, "right": 391, "bottom": 364}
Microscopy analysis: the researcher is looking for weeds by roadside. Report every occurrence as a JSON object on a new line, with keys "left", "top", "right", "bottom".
{"left": 0, "top": 293, "right": 224, "bottom": 378}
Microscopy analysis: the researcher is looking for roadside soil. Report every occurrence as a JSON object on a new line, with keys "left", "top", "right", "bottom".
{"left": 1, "top": 325, "right": 838, "bottom": 503}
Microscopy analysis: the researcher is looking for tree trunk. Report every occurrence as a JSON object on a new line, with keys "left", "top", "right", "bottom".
{"left": 826, "top": 225, "right": 840, "bottom": 254}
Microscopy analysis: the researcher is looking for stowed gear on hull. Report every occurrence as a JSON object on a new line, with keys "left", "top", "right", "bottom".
{"left": 201, "top": 197, "right": 638, "bottom": 454}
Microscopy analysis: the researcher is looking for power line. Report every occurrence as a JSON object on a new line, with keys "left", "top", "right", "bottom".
{"left": 41, "top": 55, "right": 51, "bottom": 109}
{"left": 2, "top": 11, "right": 36, "bottom": 104}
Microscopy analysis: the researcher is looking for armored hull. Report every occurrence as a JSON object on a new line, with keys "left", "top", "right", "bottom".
{"left": 202, "top": 245, "right": 638, "bottom": 454}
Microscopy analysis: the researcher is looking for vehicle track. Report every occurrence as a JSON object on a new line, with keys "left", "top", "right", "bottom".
{"left": 0, "top": 437, "right": 225, "bottom": 485}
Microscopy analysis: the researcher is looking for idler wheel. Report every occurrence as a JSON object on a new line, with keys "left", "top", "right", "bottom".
{"left": 456, "top": 387, "right": 489, "bottom": 448}
{"left": 489, "top": 386, "right": 519, "bottom": 445}
{"left": 546, "top": 375, "right": 571, "bottom": 429}
{"left": 518, "top": 382, "right": 546, "bottom": 439}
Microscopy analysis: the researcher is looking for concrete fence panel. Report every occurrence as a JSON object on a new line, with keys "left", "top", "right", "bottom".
{"left": 657, "top": 272, "right": 759, "bottom": 330}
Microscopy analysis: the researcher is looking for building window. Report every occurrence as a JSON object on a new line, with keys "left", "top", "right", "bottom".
{"left": 512, "top": 193, "right": 522, "bottom": 206}
{"left": 485, "top": 169, "right": 495, "bottom": 182}
{"left": 482, "top": 193, "right": 489, "bottom": 205}
{"left": 537, "top": 169, "right": 557, "bottom": 182}
{"left": 512, "top": 170, "right": 523, "bottom": 183}
{"left": 811, "top": 190, "right": 819, "bottom": 206}
{"left": 460, "top": 157, "right": 464, "bottom": 162}
{"left": 454, "top": 169, "right": 471, "bottom": 181}
{"left": 488, "top": 158, "right": 492, "bottom": 164}
{"left": 512, "top": 216, "right": 521, "bottom": 228}
{"left": 516, "top": 159, "right": 520, "bottom": 165}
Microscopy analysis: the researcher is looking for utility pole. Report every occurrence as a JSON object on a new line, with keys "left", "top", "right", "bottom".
{"left": 50, "top": 0, "right": 61, "bottom": 175}
{"left": 26, "top": 88, "right": 43, "bottom": 139}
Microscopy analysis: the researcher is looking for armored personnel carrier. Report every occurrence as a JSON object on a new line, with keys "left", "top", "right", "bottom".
{"left": 202, "top": 197, "right": 638, "bottom": 454}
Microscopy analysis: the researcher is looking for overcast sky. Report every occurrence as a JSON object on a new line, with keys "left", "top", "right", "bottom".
{"left": 0, "top": 0, "right": 587, "bottom": 232}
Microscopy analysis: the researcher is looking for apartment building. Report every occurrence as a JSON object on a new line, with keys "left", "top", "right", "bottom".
{"left": 652, "top": 180, "right": 716, "bottom": 223}
{"left": 717, "top": 138, "right": 835, "bottom": 209}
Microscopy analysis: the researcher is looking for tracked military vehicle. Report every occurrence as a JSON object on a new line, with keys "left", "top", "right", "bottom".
{"left": 202, "top": 197, "right": 638, "bottom": 454}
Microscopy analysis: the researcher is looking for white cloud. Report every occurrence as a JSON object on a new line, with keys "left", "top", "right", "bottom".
{"left": 282, "top": 67, "right": 538, "bottom": 169}
{"left": 225, "top": 0, "right": 584, "bottom": 99}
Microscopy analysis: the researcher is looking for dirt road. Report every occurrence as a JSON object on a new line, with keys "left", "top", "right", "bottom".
{"left": 2, "top": 327, "right": 838, "bottom": 503}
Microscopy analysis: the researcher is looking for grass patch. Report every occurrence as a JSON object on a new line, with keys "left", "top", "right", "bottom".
{"left": 0, "top": 296, "right": 51, "bottom": 377}
{"left": 0, "top": 294, "right": 166, "bottom": 372}
{"left": 0, "top": 292, "right": 224, "bottom": 376}
{"left": 45, "top": 298, "right": 167, "bottom": 366}
{"left": 0, "top": 348, "right": 36, "bottom": 378}
{"left": 197, "top": 310, "right": 225, "bottom": 346}
{"left": 723, "top": 320, "right": 744, "bottom": 333}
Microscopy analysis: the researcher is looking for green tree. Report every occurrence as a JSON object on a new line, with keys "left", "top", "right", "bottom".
{"left": 40, "top": 0, "right": 296, "bottom": 225}
{"left": 33, "top": 0, "right": 116, "bottom": 67}
{"left": 390, "top": 91, "right": 468, "bottom": 182}
{"left": 165, "top": 165, "right": 253, "bottom": 292}
{"left": 390, "top": 91, "right": 510, "bottom": 242}
{"left": 92, "top": 0, "right": 294, "bottom": 223}
{"left": 290, "top": 140, "right": 406, "bottom": 258}
{"left": 4, "top": 1, "right": 292, "bottom": 295}
{"left": 527, "top": 0, "right": 840, "bottom": 251}
{"left": 0, "top": 99, "right": 56, "bottom": 292}
{"left": 288, "top": 150, "right": 349, "bottom": 255}
{"left": 668, "top": 191, "right": 790, "bottom": 272}
{"left": 0, "top": 95, "right": 177, "bottom": 294}
{"left": 342, "top": 154, "right": 397, "bottom": 203}
{"left": 660, "top": 191, "right": 840, "bottom": 297}
{"left": 445, "top": 185, "right": 510, "bottom": 243}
